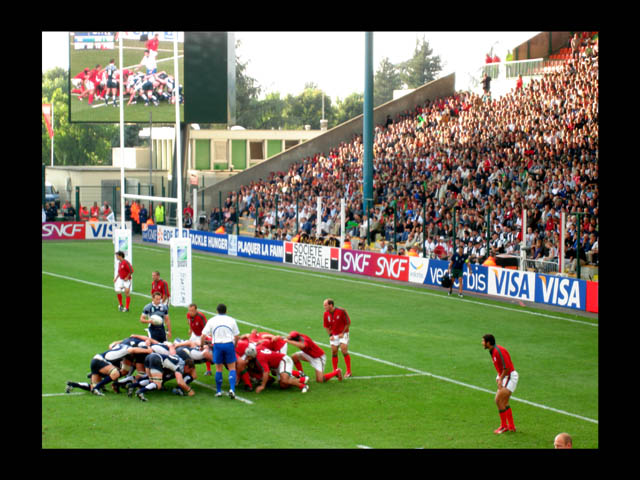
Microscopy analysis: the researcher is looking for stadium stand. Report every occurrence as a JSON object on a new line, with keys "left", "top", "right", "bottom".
{"left": 216, "top": 33, "right": 598, "bottom": 274}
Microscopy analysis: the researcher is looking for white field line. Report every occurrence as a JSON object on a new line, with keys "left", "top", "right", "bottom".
{"left": 41, "top": 270, "right": 598, "bottom": 425}
{"left": 192, "top": 380, "right": 254, "bottom": 405}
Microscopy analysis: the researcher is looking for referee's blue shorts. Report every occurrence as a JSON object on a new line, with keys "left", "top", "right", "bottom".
{"left": 213, "top": 342, "right": 236, "bottom": 365}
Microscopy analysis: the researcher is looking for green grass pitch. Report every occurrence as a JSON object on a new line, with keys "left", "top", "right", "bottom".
{"left": 42, "top": 239, "right": 598, "bottom": 449}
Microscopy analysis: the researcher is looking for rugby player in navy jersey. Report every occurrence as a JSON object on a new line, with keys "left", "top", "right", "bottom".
{"left": 65, "top": 342, "right": 152, "bottom": 396}
{"left": 140, "top": 291, "right": 172, "bottom": 342}
{"left": 140, "top": 74, "right": 159, "bottom": 106}
{"left": 103, "top": 59, "right": 119, "bottom": 106}
{"left": 127, "top": 352, "right": 196, "bottom": 401}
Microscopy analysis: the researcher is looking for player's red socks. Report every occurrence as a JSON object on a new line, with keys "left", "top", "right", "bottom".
{"left": 125, "top": 296, "right": 130, "bottom": 309}
{"left": 117, "top": 294, "right": 123, "bottom": 307}
{"left": 206, "top": 361, "right": 212, "bottom": 373}
{"left": 332, "top": 355, "right": 338, "bottom": 370}
{"left": 323, "top": 370, "right": 340, "bottom": 382}
{"left": 498, "top": 408, "right": 508, "bottom": 429}
{"left": 293, "top": 358, "right": 303, "bottom": 372}
{"left": 344, "top": 354, "right": 351, "bottom": 375}
{"left": 504, "top": 406, "right": 515, "bottom": 431}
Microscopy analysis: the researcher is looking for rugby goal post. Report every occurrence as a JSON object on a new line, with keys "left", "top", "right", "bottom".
{"left": 115, "top": 32, "right": 192, "bottom": 306}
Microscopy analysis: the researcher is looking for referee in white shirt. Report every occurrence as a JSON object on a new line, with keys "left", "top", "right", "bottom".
{"left": 201, "top": 304, "right": 240, "bottom": 399}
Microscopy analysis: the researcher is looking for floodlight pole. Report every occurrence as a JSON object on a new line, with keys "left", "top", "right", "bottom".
{"left": 363, "top": 32, "right": 374, "bottom": 215}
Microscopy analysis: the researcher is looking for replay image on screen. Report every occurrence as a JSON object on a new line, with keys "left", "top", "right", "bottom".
{"left": 69, "top": 32, "right": 185, "bottom": 123}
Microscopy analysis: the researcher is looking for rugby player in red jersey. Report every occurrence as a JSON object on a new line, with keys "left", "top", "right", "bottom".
{"left": 151, "top": 270, "right": 170, "bottom": 306}
{"left": 186, "top": 303, "right": 211, "bottom": 375}
{"left": 114, "top": 250, "right": 133, "bottom": 312}
{"left": 286, "top": 331, "right": 343, "bottom": 383}
{"left": 482, "top": 334, "right": 519, "bottom": 434}
{"left": 71, "top": 68, "right": 90, "bottom": 95}
{"left": 145, "top": 33, "right": 160, "bottom": 61}
{"left": 244, "top": 344, "right": 309, "bottom": 394}
{"left": 323, "top": 298, "right": 352, "bottom": 377}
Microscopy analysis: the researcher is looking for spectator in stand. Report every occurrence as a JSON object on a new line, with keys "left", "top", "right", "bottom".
{"left": 139, "top": 204, "right": 148, "bottom": 226}
{"left": 155, "top": 203, "right": 165, "bottom": 225}
{"left": 46, "top": 202, "right": 58, "bottom": 222}
{"left": 209, "top": 207, "right": 222, "bottom": 232}
{"left": 79, "top": 204, "right": 90, "bottom": 222}
{"left": 124, "top": 201, "right": 131, "bottom": 224}
{"left": 184, "top": 211, "right": 193, "bottom": 229}
{"left": 183, "top": 202, "right": 194, "bottom": 220}
{"left": 90, "top": 202, "right": 100, "bottom": 221}
{"left": 103, "top": 201, "right": 116, "bottom": 224}
{"left": 131, "top": 201, "right": 141, "bottom": 234}
{"left": 62, "top": 199, "right": 76, "bottom": 220}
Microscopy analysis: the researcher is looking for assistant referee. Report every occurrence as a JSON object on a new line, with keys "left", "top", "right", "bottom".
{"left": 448, "top": 245, "right": 467, "bottom": 297}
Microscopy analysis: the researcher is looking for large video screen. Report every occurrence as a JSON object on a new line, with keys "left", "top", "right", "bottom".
{"left": 69, "top": 32, "right": 231, "bottom": 124}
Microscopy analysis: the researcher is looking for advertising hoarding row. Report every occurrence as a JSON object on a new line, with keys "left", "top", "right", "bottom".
{"left": 43, "top": 223, "right": 597, "bottom": 313}
{"left": 42, "top": 221, "right": 131, "bottom": 240}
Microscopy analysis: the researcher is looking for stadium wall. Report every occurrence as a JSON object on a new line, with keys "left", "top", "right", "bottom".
{"left": 200, "top": 73, "right": 456, "bottom": 211}
{"left": 135, "top": 225, "right": 598, "bottom": 314}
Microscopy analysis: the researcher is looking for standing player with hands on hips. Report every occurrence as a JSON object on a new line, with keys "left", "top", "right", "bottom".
{"left": 482, "top": 334, "right": 518, "bottom": 434}
{"left": 114, "top": 251, "right": 133, "bottom": 312}
{"left": 151, "top": 271, "right": 170, "bottom": 307}
{"left": 323, "top": 298, "right": 352, "bottom": 378}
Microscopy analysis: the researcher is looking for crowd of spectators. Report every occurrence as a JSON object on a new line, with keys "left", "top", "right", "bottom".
{"left": 211, "top": 32, "right": 598, "bottom": 273}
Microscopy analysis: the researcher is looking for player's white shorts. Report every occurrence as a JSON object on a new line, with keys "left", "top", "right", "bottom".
{"left": 72, "top": 78, "right": 82, "bottom": 89}
{"left": 296, "top": 351, "right": 326, "bottom": 373}
{"left": 114, "top": 278, "right": 131, "bottom": 292}
{"left": 274, "top": 356, "right": 294, "bottom": 376}
{"left": 329, "top": 332, "right": 349, "bottom": 347}
{"left": 498, "top": 370, "right": 519, "bottom": 393}
{"left": 189, "top": 333, "right": 201, "bottom": 343}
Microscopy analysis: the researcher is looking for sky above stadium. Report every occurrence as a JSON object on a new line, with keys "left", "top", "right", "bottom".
{"left": 43, "top": 31, "right": 539, "bottom": 101}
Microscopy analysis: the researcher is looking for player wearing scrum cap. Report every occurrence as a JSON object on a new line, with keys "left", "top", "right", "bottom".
{"left": 286, "top": 331, "right": 343, "bottom": 383}
{"left": 244, "top": 344, "right": 309, "bottom": 394}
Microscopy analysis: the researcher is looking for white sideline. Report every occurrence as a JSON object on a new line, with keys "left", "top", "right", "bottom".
{"left": 41, "top": 270, "right": 598, "bottom": 425}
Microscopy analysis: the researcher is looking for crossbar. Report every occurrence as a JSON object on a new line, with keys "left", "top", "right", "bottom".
{"left": 122, "top": 193, "right": 179, "bottom": 204}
